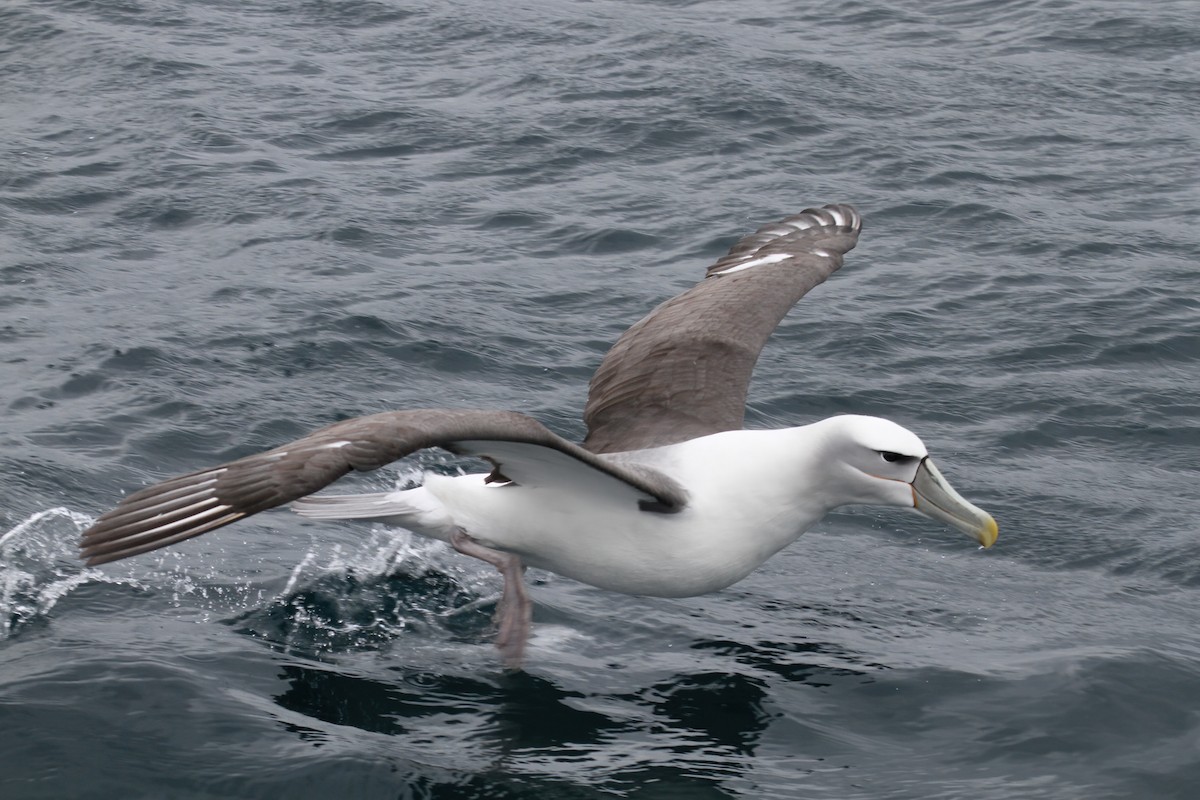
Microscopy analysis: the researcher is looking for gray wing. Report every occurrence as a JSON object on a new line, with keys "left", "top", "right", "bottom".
{"left": 81, "top": 409, "right": 688, "bottom": 566}
{"left": 582, "top": 204, "right": 862, "bottom": 454}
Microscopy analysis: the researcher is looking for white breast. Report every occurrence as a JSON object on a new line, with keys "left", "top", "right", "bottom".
{"left": 424, "top": 428, "right": 834, "bottom": 597}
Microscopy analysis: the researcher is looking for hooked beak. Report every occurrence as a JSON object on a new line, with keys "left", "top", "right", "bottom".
{"left": 910, "top": 458, "right": 998, "bottom": 548}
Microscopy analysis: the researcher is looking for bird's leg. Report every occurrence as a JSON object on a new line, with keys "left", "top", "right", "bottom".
{"left": 450, "top": 528, "right": 531, "bottom": 670}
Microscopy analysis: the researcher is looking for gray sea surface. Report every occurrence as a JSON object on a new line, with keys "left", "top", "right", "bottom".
{"left": 2, "top": 0, "right": 1199, "bottom": 797}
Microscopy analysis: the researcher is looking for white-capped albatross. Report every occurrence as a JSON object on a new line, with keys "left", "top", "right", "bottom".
{"left": 80, "top": 204, "right": 998, "bottom": 668}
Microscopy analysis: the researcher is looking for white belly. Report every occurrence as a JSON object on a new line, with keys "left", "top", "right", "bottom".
{"left": 423, "top": 471, "right": 822, "bottom": 597}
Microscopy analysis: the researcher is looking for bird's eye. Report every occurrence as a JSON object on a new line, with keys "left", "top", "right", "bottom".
{"left": 879, "top": 451, "right": 906, "bottom": 463}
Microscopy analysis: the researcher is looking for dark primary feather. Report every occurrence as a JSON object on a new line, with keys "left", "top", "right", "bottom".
{"left": 582, "top": 204, "right": 862, "bottom": 455}
{"left": 80, "top": 409, "right": 687, "bottom": 566}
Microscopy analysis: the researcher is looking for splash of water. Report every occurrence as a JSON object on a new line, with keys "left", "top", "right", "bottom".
{"left": 246, "top": 524, "right": 492, "bottom": 656}
{"left": 0, "top": 507, "right": 108, "bottom": 639}
{"left": 0, "top": 493, "right": 497, "bottom": 655}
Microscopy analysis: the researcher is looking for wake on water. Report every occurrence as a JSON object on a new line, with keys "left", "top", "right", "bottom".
{"left": 1, "top": 475, "right": 508, "bottom": 659}
{"left": 0, "top": 507, "right": 101, "bottom": 639}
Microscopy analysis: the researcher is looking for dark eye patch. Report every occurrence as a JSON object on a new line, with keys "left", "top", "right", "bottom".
{"left": 879, "top": 451, "right": 909, "bottom": 463}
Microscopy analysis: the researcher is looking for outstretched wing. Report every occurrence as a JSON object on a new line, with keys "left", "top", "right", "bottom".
{"left": 81, "top": 409, "right": 688, "bottom": 566}
{"left": 582, "top": 204, "right": 862, "bottom": 454}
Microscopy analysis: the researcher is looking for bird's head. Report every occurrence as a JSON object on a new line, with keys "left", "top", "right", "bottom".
{"left": 815, "top": 415, "right": 998, "bottom": 548}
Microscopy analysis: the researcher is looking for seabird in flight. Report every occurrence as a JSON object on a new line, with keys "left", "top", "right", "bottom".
{"left": 80, "top": 204, "right": 998, "bottom": 668}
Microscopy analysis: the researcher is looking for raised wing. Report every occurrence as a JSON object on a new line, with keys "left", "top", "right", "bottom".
{"left": 80, "top": 409, "right": 687, "bottom": 566}
{"left": 582, "top": 204, "right": 862, "bottom": 454}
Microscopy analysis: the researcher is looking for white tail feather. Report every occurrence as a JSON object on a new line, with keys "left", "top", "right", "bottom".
{"left": 291, "top": 491, "right": 413, "bottom": 519}
{"left": 290, "top": 487, "right": 457, "bottom": 542}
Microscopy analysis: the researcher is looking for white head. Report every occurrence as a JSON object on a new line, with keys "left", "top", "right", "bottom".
{"left": 812, "top": 415, "right": 998, "bottom": 547}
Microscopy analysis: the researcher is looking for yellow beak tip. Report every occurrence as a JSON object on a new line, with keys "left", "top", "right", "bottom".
{"left": 977, "top": 518, "right": 999, "bottom": 549}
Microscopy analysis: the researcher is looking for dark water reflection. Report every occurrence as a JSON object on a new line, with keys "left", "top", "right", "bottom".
{"left": 237, "top": 564, "right": 871, "bottom": 795}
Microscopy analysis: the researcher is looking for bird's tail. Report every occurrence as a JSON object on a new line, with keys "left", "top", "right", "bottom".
{"left": 291, "top": 486, "right": 456, "bottom": 541}
{"left": 292, "top": 491, "right": 411, "bottom": 519}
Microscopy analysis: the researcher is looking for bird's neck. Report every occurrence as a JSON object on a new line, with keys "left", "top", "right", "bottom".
{"left": 680, "top": 426, "right": 843, "bottom": 523}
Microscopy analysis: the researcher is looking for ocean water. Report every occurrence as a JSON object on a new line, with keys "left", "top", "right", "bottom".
{"left": 2, "top": 0, "right": 1199, "bottom": 797}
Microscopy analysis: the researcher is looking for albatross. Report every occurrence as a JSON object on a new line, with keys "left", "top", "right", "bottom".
{"left": 80, "top": 203, "right": 998, "bottom": 667}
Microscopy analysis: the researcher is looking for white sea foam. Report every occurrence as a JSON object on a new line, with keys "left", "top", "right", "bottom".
{"left": 0, "top": 507, "right": 111, "bottom": 639}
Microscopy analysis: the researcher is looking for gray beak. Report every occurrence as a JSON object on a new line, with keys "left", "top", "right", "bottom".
{"left": 911, "top": 457, "right": 998, "bottom": 548}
